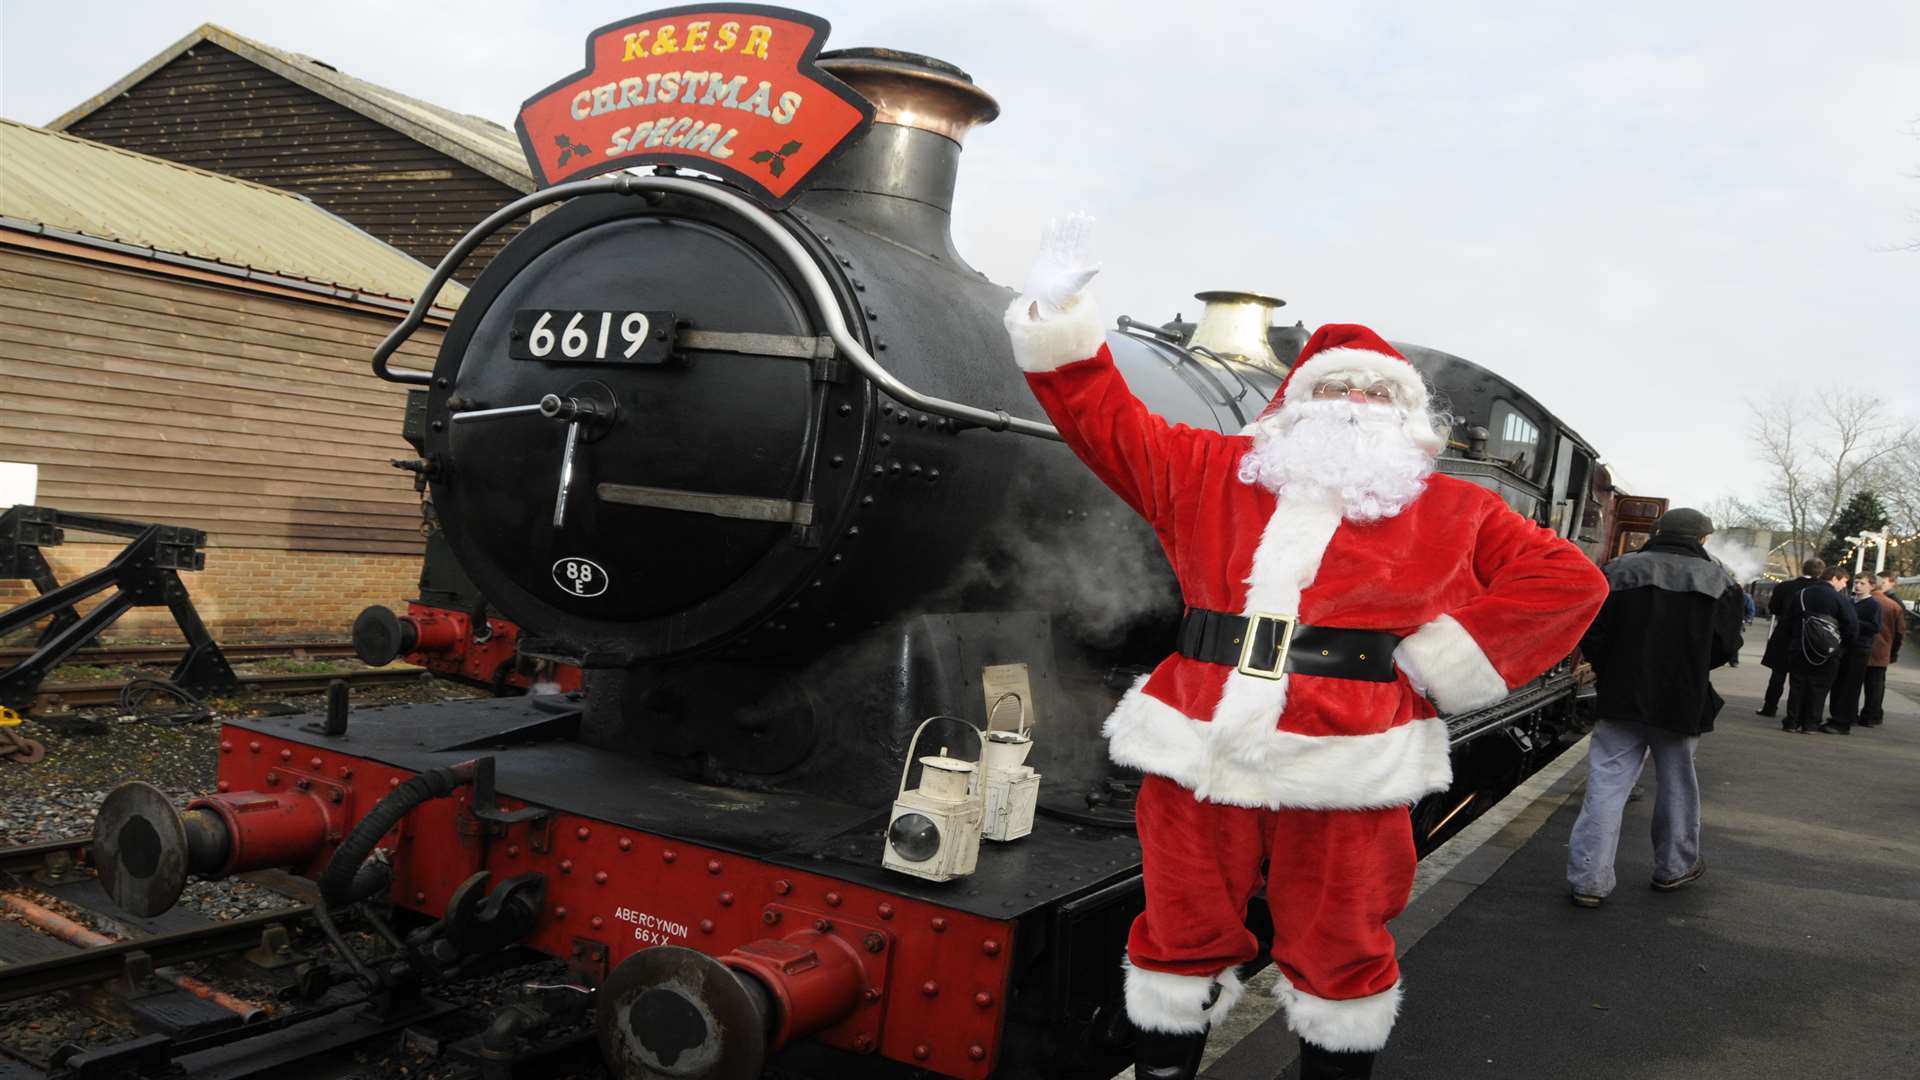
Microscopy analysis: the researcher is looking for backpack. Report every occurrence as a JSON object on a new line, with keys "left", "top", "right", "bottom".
{"left": 1800, "top": 589, "right": 1842, "bottom": 665}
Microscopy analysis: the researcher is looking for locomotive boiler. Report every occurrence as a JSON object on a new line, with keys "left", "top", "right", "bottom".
{"left": 369, "top": 46, "right": 1288, "bottom": 830}
{"left": 87, "top": 27, "right": 1633, "bottom": 1080}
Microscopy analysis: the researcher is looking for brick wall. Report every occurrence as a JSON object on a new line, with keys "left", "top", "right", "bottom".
{"left": 0, "top": 542, "right": 420, "bottom": 644}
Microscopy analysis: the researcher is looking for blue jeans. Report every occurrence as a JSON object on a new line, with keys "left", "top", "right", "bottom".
{"left": 1566, "top": 719, "right": 1702, "bottom": 897}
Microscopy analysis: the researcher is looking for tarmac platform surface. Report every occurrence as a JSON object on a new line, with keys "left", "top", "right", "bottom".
{"left": 1200, "top": 620, "right": 1920, "bottom": 1079}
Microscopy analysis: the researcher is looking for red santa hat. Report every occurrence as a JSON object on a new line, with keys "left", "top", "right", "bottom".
{"left": 1249, "top": 323, "right": 1445, "bottom": 455}
{"left": 1256, "top": 323, "right": 1429, "bottom": 422}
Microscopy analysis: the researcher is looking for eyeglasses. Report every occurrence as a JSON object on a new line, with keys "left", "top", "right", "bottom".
{"left": 1311, "top": 379, "right": 1397, "bottom": 404}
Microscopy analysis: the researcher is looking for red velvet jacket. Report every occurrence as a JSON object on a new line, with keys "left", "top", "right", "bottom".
{"left": 1012, "top": 309, "right": 1606, "bottom": 810}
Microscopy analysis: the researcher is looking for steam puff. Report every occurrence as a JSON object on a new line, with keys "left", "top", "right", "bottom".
{"left": 944, "top": 506, "right": 1178, "bottom": 646}
{"left": 1703, "top": 535, "right": 1765, "bottom": 583}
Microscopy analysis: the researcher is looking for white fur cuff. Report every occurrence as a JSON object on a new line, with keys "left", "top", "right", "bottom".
{"left": 1123, "top": 960, "right": 1245, "bottom": 1034}
{"left": 1274, "top": 976, "right": 1403, "bottom": 1052}
{"left": 1394, "top": 614, "right": 1509, "bottom": 715}
{"left": 1003, "top": 293, "right": 1105, "bottom": 372}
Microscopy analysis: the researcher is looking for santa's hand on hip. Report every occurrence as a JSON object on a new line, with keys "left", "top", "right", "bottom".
{"left": 1019, "top": 212, "right": 1101, "bottom": 320}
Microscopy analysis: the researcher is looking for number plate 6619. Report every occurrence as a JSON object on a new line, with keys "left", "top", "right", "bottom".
{"left": 511, "top": 309, "right": 674, "bottom": 365}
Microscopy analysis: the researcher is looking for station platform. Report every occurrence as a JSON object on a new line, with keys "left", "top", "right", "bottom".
{"left": 1199, "top": 621, "right": 1920, "bottom": 1079}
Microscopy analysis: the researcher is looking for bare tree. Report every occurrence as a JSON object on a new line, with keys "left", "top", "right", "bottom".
{"left": 1867, "top": 437, "right": 1920, "bottom": 571}
{"left": 1699, "top": 494, "right": 1773, "bottom": 531}
{"left": 1746, "top": 389, "right": 1914, "bottom": 567}
{"left": 1749, "top": 393, "right": 1815, "bottom": 567}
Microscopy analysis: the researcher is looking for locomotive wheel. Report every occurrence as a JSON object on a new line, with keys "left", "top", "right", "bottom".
{"left": 595, "top": 945, "right": 773, "bottom": 1080}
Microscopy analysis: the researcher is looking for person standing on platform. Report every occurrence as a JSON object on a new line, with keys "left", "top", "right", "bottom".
{"left": 1731, "top": 590, "right": 1755, "bottom": 666}
{"left": 1860, "top": 574, "right": 1903, "bottom": 727}
{"left": 1825, "top": 573, "right": 1881, "bottom": 733}
{"left": 1883, "top": 573, "right": 1908, "bottom": 636}
{"left": 1005, "top": 215, "right": 1607, "bottom": 1080}
{"left": 1758, "top": 559, "right": 1826, "bottom": 717}
{"left": 1566, "top": 508, "right": 1743, "bottom": 907}
{"left": 1785, "top": 567, "right": 1858, "bottom": 734}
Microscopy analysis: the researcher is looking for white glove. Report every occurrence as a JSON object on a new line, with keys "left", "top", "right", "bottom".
{"left": 1020, "top": 212, "right": 1101, "bottom": 318}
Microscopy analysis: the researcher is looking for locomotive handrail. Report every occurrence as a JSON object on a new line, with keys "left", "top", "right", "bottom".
{"left": 1183, "top": 344, "right": 1258, "bottom": 405}
{"left": 372, "top": 174, "right": 1064, "bottom": 442}
{"left": 1115, "top": 322, "right": 1250, "bottom": 423}
{"left": 371, "top": 177, "right": 620, "bottom": 385}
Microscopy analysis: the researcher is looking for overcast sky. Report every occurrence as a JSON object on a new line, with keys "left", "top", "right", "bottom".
{"left": 3, "top": 1, "right": 1916, "bottom": 509}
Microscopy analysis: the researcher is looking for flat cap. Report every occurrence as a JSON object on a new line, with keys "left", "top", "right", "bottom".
{"left": 1653, "top": 507, "right": 1714, "bottom": 538}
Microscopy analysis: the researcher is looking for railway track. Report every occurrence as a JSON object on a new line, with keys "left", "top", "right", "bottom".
{"left": 0, "top": 837, "right": 439, "bottom": 1080}
{"left": 29, "top": 666, "right": 431, "bottom": 710}
{"left": 0, "top": 836, "right": 309, "bottom": 1069}
{"left": 0, "top": 641, "right": 356, "bottom": 669}
{"left": 0, "top": 837, "right": 559, "bottom": 1080}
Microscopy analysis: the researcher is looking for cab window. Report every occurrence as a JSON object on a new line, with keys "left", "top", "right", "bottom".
{"left": 1489, "top": 401, "right": 1544, "bottom": 481}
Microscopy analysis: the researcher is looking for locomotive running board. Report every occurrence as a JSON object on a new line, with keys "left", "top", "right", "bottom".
{"left": 597, "top": 482, "right": 815, "bottom": 525}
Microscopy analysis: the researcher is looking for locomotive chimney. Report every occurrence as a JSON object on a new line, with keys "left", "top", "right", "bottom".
{"left": 802, "top": 49, "right": 1000, "bottom": 264}
{"left": 1187, "top": 291, "right": 1291, "bottom": 377}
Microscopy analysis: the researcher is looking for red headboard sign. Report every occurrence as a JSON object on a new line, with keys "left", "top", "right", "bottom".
{"left": 516, "top": 5, "right": 874, "bottom": 207}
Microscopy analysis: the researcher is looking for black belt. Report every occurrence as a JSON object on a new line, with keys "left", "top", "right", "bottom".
{"left": 1177, "top": 608, "right": 1402, "bottom": 682}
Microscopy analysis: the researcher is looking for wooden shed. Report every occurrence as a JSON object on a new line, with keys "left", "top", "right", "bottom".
{"left": 0, "top": 119, "right": 462, "bottom": 641}
{"left": 49, "top": 23, "right": 535, "bottom": 282}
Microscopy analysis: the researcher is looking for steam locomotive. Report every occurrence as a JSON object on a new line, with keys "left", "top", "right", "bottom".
{"left": 89, "top": 35, "right": 1658, "bottom": 1080}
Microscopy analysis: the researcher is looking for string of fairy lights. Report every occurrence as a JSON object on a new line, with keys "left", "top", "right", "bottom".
{"left": 1758, "top": 528, "right": 1920, "bottom": 581}
{"left": 1836, "top": 529, "right": 1919, "bottom": 567}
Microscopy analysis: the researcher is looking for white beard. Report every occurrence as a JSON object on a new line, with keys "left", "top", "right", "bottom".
{"left": 1238, "top": 399, "right": 1436, "bottom": 522}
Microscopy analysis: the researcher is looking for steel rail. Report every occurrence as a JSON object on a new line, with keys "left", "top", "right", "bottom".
{"left": 0, "top": 834, "right": 88, "bottom": 879}
{"left": 0, "top": 839, "right": 408, "bottom": 1070}
{"left": 0, "top": 903, "right": 315, "bottom": 1004}
{"left": 32, "top": 666, "right": 429, "bottom": 709}
{"left": 0, "top": 891, "right": 265, "bottom": 1017}
{"left": 0, "top": 641, "right": 356, "bottom": 668}
{"left": 369, "top": 173, "right": 1063, "bottom": 441}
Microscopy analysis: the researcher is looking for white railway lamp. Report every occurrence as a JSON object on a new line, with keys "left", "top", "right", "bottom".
{"left": 883, "top": 720, "right": 985, "bottom": 882}
{"left": 980, "top": 666, "right": 1041, "bottom": 843}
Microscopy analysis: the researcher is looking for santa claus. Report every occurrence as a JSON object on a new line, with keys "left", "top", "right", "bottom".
{"left": 1004, "top": 216, "right": 1606, "bottom": 1080}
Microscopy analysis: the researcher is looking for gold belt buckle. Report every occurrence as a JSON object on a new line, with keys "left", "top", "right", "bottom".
{"left": 1235, "top": 612, "right": 1296, "bottom": 680}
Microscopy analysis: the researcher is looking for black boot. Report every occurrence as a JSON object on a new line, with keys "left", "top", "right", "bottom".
{"left": 1134, "top": 1027, "right": 1208, "bottom": 1080}
{"left": 1300, "top": 1039, "right": 1376, "bottom": 1079}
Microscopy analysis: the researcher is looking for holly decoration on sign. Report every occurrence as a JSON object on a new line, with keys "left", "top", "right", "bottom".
{"left": 554, "top": 134, "right": 589, "bottom": 167}
{"left": 750, "top": 140, "right": 804, "bottom": 177}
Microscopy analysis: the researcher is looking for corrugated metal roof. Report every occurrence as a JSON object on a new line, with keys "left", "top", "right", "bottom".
{"left": 50, "top": 23, "right": 535, "bottom": 194}
{"left": 0, "top": 118, "right": 466, "bottom": 308}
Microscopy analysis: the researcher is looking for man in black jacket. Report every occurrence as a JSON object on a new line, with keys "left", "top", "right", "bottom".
{"left": 1823, "top": 573, "right": 1882, "bottom": 733}
{"left": 1757, "top": 558, "right": 1826, "bottom": 716}
{"left": 1568, "top": 508, "right": 1744, "bottom": 907}
{"left": 1785, "top": 567, "right": 1860, "bottom": 734}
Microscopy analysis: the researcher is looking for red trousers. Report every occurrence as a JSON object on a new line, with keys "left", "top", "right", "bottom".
{"left": 1123, "top": 775, "right": 1416, "bottom": 1051}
